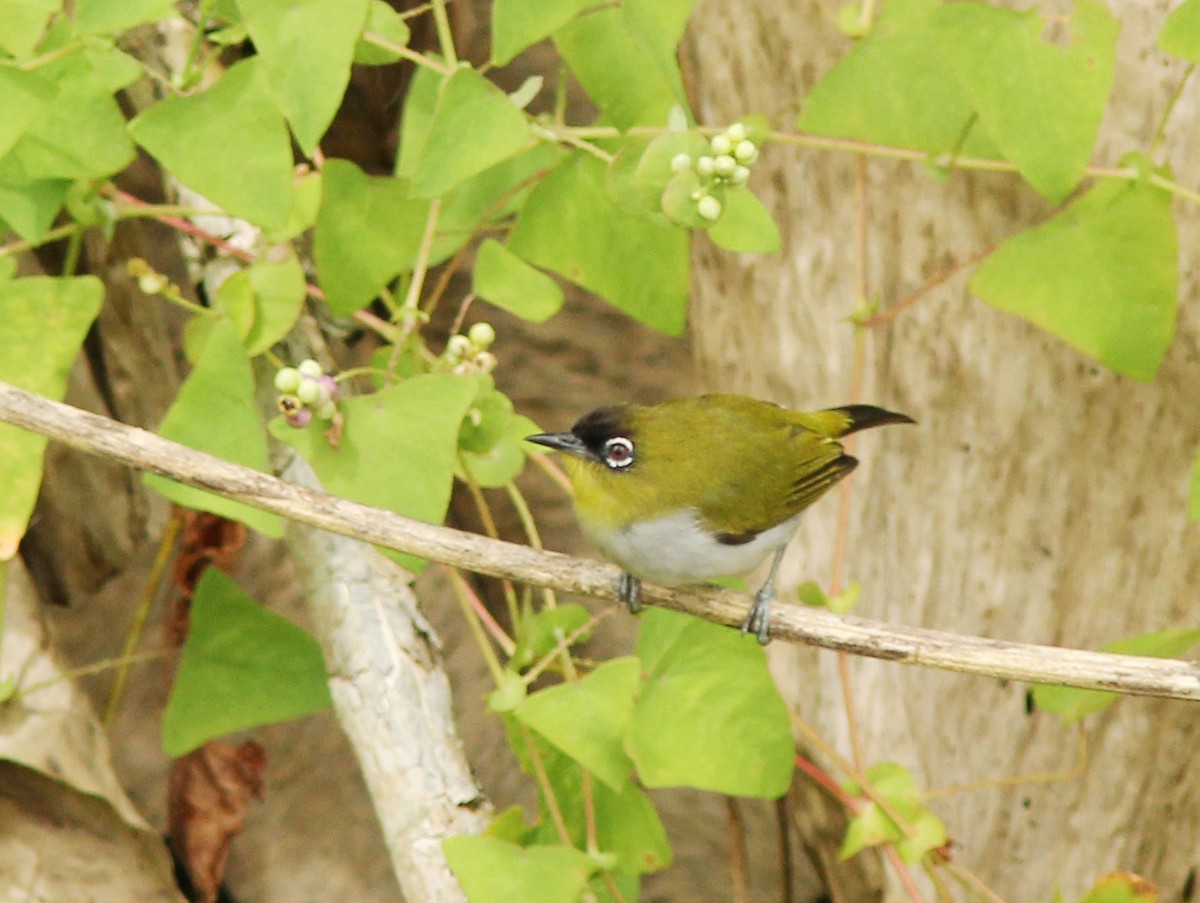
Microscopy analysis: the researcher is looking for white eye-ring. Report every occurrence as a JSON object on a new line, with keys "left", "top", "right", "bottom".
{"left": 602, "top": 436, "right": 635, "bottom": 469}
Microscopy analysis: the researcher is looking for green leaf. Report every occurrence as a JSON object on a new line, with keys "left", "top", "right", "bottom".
{"left": 269, "top": 167, "right": 323, "bottom": 242}
{"left": 395, "top": 62, "right": 441, "bottom": 179}
{"left": 433, "top": 143, "right": 567, "bottom": 265}
{"left": 161, "top": 568, "right": 332, "bottom": 756}
{"left": 491, "top": 0, "right": 595, "bottom": 66}
{"left": 516, "top": 657, "right": 640, "bottom": 791}
{"left": 508, "top": 153, "right": 689, "bottom": 334}
{"left": 1032, "top": 627, "right": 1200, "bottom": 723}
{"left": 488, "top": 670, "right": 529, "bottom": 713}
{"left": 313, "top": 158, "right": 431, "bottom": 315}
{"left": 1079, "top": 871, "right": 1158, "bottom": 903}
{"left": 462, "top": 412, "right": 539, "bottom": 487}
{"left": 0, "top": 66, "right": 55, "bottom": 160}
{"left": 511, "top": 604, "right": 594, "bottom": 671}
{"left": 474, "top": 239, "right": 564, "bottom": 323}
{"left": 143, "top": 317, "right": 282, "bottom": 537}
{"left": 6, "top": 49, "right": 135, "bottom": 180}
{"left": 189, "top": 255, "right": 303, "bottom": 357}
{"left": 442, "top": 836, "right": 597, "bottom": 903}
{"left": 798, "top": 9, "right": 998, "bottom": 159}
{"left": 410, "top": 67, "right": 532, "bottom": 198}
{"left": 0, "top": 176, "right": 69, "bottom": 242}
{"left": 839, "top": 762, "right": 946, "bottom": 864}
{"left": 628, "top": 608, "right": 793, "bottom": 797}
{"left": 0, "top": 276, "right": 103, "bottom": 559}
{"left": 631, "top": 130, "right": 709, "bottom": 218}
{"left": 457, "top": 382, "right": 542, "bottom": 488}
{"left": 530, "top": 741, "right": 672, "bottom": 876}
{"left": 553, "top": 4, "right": 691, "bottom": 129}
{"left": 243, "top": 253, "right": 307, "bottom": 354}
{"left": 970, "top": 179, "right": 1177, "bottom": 382}
{"left": 75, "top": 0, "right": 175, "bottom": 34}
{"left": 1190, "top": 448, "right": 1200, "bottom": 522}
{"left": 0, "top": 0, "right": 59, "bottom": 56}
{"left": 933, "top": 0, "right": 1118, "bottom": 202}
{"left": 270, "top": 373, "right": 478, "bottom": 571}
{"left": 1160, "top": 0, "right": 1200, "bottom": 62}
{"left": 707, "top": 188, "right": 781, "bottom": 254}
{"left": 797, "top": 580, "right": 861, "bottom": 614}
{"left": 129, "top": 57, "right": 294, "bottom": 228}
{"left": 236, "top": 0, "right": 369, "bottom": 154}
{"left": 354, "top": 0, "right": 411, "bottom": 65}
{"left": 486, "top": 805, "right": 535, "bottom": 844}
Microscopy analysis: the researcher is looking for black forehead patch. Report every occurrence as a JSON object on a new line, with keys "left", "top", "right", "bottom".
{"left": 571, "top": 405, "right": 633, "bottom": 454}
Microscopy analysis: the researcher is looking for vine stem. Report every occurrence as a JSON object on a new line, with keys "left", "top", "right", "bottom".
{"left": 3, "top": 381, "right": 1200, "bottom": 701}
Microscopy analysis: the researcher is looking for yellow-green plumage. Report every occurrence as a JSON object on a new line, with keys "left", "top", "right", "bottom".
{"left": 563, "top": 395, "right": 879, "bottom": 537}
{"left": 526, "top": 393, "right": 913, "bottom": 643}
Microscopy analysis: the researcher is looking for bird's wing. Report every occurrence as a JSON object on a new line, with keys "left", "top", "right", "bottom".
{"left": 695, "top": 425, "right": 855, "bottom": 538}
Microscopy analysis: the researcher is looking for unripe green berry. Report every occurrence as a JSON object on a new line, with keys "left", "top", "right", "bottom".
{"left": 670, "top": 153, "right": 692, "bottom": 174}
{"left": 447, "top": 335, "right": 472, "bottom": 360}
{"left": 697, "top": 194, "right": 722, "bottom": 221}
{"left": 734, "top": 140, "right": 759, "bottom": 164}
{"left": 726, "top": 122, "right": 747, "bottom": 142}
{"left": 137, "top": 272, "right": 168, "bottom": 295}
{"left": 696, "top": 155, "right": 715, "bottom": 176}
{"left": 710, "top": 134, "right": 732, "bottom": 155}
{"left": 732, "top": 165, "right": 751, "bottom": 186}
{"left": 274, "top": 367, "right": 302, "bottom": 393}
{"left": 468, "top": 321, "right": 496, "bottom": 349}
{"left": 298, "top": 358, "right": 323, "bottom": 378}
{"left": 296, "top": 377, "right": 322, "bottom": 405}
{"left": 713, "top": 154, "right": 737, "bottom": 177}
{"left": 315, "top": 399, "right": 338, "bottom": 420}
{"left": 476, "top": 351, "right": 498, "bottom": 374}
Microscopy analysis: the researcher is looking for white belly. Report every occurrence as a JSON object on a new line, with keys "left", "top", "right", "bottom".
{"left": 583, "top": 510, "right": 802, "bottom": 586}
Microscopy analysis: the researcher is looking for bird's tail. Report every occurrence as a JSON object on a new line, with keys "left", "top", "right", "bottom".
{"left": 803, "top": 405, "right": 915, "bottom": 438}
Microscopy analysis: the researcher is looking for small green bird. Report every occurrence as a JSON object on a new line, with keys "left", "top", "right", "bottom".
{"left": 526, "top": 394, "right": 913, "bottom": 643}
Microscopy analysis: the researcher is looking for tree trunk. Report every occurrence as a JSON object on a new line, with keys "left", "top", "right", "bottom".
{"left": 684, "top": 3, "right": 1200, "bottom": 900}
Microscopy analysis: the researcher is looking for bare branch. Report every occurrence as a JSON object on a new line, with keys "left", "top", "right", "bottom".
{"left": 2, "top": 379, "right": 1199, "bottom": 703}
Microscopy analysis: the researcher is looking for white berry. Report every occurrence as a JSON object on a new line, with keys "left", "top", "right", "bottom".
{"left": 296, "top": 378, "right": 322, "bottom": 405}
{"left": 274, "top": 367, "right": 301, "bottom": 393}
{"left": 710, "top": 134, "right": 732, "bottom": 155}
{"left": 298, "top": 358, "right": 323, "bottom": 378}
{"left": 734, "top": 140, "right": 759, "bottom": 164}
{"left": 697, "top": 195, "right": 722, "bottom": 221}
{"left": 670, "top": 152, "right": 692, "bottom": 173}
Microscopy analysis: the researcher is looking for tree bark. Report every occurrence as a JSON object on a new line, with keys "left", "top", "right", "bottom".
{"left": 684, "top": 3, "right": 1200, "bottom": 900}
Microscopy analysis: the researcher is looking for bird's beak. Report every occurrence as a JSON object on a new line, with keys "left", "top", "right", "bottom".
{"left": 525, "top": 431, "right": 591, "bottom": 460}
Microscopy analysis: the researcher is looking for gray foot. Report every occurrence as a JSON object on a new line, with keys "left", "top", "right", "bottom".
{"left": 741, "top": 584, "right": 774, "bottom": 645}
{"left": 617, "top": 572, "right": 642, "bottom": 614}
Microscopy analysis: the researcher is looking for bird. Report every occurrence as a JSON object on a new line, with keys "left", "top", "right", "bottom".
{"left": 525, "top": 394, "right": 913, "bottom": 643}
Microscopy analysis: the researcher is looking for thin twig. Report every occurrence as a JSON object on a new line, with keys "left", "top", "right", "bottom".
{"left": 104, "top": 508, "right": 183, "bottom": 725}
{"left": 2, "top": 381, "right": 1200, "bottom": 702}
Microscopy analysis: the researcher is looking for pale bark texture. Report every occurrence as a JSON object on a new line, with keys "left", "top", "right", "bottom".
{"left": 684, "top": 2, "right": 1200, "bottom": 900}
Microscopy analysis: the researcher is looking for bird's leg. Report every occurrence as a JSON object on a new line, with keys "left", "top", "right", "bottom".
{"left": 617, "top": 572, "right": 643, "bottom": 614}
{"left": 742, "top": 547, "right": 785, "bottom": 645}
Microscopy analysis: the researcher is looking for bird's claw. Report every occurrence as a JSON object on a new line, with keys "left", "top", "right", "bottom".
{"left": 617, "top": 572, "right": 642, "bottom": 614}
{"left": 740, "top": 584, "right": 774, "bottom": 645}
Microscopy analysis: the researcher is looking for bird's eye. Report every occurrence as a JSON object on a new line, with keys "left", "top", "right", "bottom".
{"left": 602, "top": 436, "right": 635, "bottom": 469}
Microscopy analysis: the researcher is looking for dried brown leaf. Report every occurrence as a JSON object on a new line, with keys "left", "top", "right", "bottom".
{"left": 168, "top": 740, "right": 266, "bottom": 903}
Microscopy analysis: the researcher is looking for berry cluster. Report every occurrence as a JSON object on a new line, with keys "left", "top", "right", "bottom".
{"left": 670, "top": 122, "right": 761, "bottom": 222}
{"left": 275, "top": 359, "right": 339, "bottom": 427}
{"left": 439, "top": 322, "right": 498, "bottom": 375}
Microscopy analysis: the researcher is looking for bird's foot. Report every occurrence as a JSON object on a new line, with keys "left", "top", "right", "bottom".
{"left": 741, "top": 583, "right": 775, "bottom": 645}
{"left": 617, "top": 572, "right": 642, "bottom": 614}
